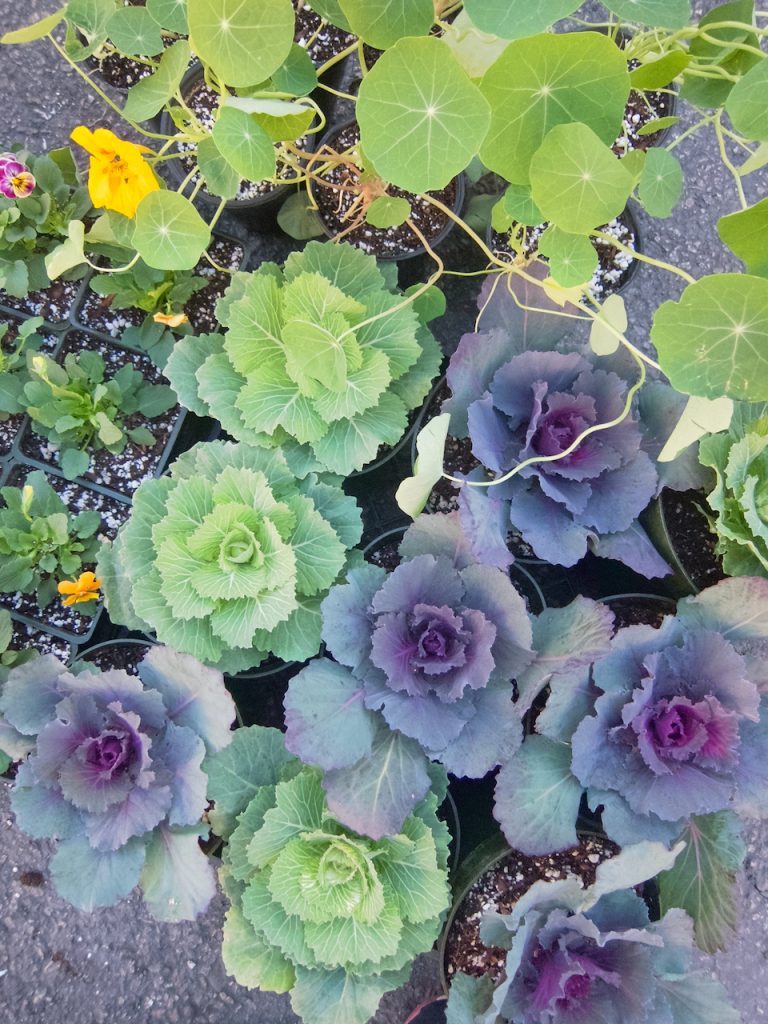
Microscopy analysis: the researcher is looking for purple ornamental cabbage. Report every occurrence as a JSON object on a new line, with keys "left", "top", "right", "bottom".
{"left": 283, "top": 512, "right": 535, "bottom": 838}
{"left": 441, "top": 274, "right": 706, "bottom": 577}
{"left": 446, "top": 844, "right": 738, "bottom": 1024}
{"left": 0, "top": 645, "right": 235, "bottom": 919}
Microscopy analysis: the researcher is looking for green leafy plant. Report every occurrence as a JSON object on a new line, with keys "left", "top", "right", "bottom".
{"left": 0, "top": 470, "right": 101, "bottom": 609}
{"left": 699, "top": 414, "right": 768, "bottom": 576}
{"left": 0, "top": 316, "right": 46, "bottom": 420}
{"left": 0, "top": 147, "right": 91, "bottom": 297}
{"left": 89, "top": 258, "right": 205, "bottom": 316}
{"left": 97, "top": 439, "right": 363, "bottom": 673}
{"left": 206, "top": 725, "right": 451, "bottom": 1024}
{"left": 166, "top": 241, "right": 442, "bottom": 474}
{"left": 21, "top": 347, "right": 177, "bottom": 480}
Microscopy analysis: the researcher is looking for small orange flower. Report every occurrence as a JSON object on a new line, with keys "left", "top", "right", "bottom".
{"left": 153, "top": 311, "right": 189, "bottom": 328}
{"left": 71, "top": 126, "right": 159, "bottom": 219}
{"left": 58, "top": 571, "right": 101, "bottom": 607}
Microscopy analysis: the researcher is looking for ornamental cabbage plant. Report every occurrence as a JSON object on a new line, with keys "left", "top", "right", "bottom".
{"left": 0, "top": 645, "right": 235, "bottom": 919}
{"left": 446, "top": 843, "right": 738, "bottom": 1024}
{"left": 206, "top": 725, "right": 451, "bottom": 1024}
{"left": 284, "top": 512, "right": 616, "bottom": 839}
{"left": 699, "top": 416, "right": 768, "bottom": 577}
{"left": 165, "top": 241, "right": 442, "bottom": 475}
{"left": 494, "top": 576, "right": 768, "bottom": 951}
{"left": 439, "top": 273, "right": 706, "bottom": 577}
{"left": 97, "top": 439, "right": 363, "bottom": 673}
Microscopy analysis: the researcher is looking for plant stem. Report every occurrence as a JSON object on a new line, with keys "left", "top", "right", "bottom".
{"left": 714, "top": 113, "right": 749, "bottom": 209}
{"left": 589, "top": 230, "right": 696, "bottom": 284}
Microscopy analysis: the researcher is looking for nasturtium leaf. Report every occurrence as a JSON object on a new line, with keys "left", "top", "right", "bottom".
{"left": 651, "top": 274, "right": 768, "bottom": 401}
{"left": 365, "top": 195, "right": 411, "bottom": 229}
{"left": 106, "top": 7, "right": 164, "bottom": 56}
{"left": 463, "top": 0, "right": 580, "bottom": 39}
{"left": 480, "top": 32, "right": 631, "bottom": 184}
{"left": 123, "top": 39, "right": 191, "bottom": 122}
{"left": 187, "top": 0, "right": 294, "bottom": 88}
{"left": 637, "top": 147, "right": 683, "bottom": 218}
{"left": 658, "top": 812, "right": 745, "bottom": 953}
{"left": 440, "top": 10, "right": 511, "bottom": 79}
{"left": 396, "top": 413, "right": 450, "bottom": 519}
{"left": 224, "top": 96, "right": 315, "bottom": 144}
{"left": 45, "top": 220, "right": 86, "bottom": 280}
{"left": 500, "top": 183, "right": 543, "bottom": 227}
{"left": 339, "top": 0, "right": 434, "bottom": 49}
{"left": 602, "top": 0, "right": 691, "bottom": 28}
{"left": 727, "top": 56, "right": 768, "bottom": 141}
{"left": 629, "top": 50, "right": 690, "bottom": 90}
{"left": 1, "top": 7, "right": 66, "bottom": 43}
{"left": 357, "top": 36, "right": 491, "bottom": 194}
{"left": 658, "top": 394, "right": 734, "bottom": 462}
{"left": 589, "top": 293, "right": 627, "bottom": 356}
{"left": 740, "top": 141, "right": 768, "bottom": 176}
{"left": 272, "top": 44, "right": 318, "bottom": 96}
{"left": 493, "top": 738, "right": 582, "bottom": 855}
{"left": 683, "top": 0, "right": 762, "bottom": 109}
{"left": 529, "top": 123, "right": 635, "bottom": 234}
{"left": 538, "top": 226, "right": 598, "bottom": 288}
{"left": 404, "top": 283, "right": 446, "bottom": 323}
{"left": 307, "top": 0, "right": 352, "bottom": 32}
{"left": 147, "top": 0, "right": 188, "bottom": 34}
{"left": 133, "top": 191, "right": 212, "bottom": 271}
{"left": 277, "top": 192, "right": 325, "bottom": 239}
{"left": 718, "top": 197, "right": 768, "bottom": 275}
{"left": 196, "top": 136, "right": 240, "bottom": 200}
{"left": 636, "top": 115, "right": 680, "bottom": 137}
{"left": 212, "top": 107, "right": 276, "bottom": 182}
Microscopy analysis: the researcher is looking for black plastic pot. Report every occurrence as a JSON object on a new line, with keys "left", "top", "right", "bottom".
{"left": 403, "top": 998, "right": 447, "bottom": 1024}
{"left": 70, "top": 637, "right": 155, "bottom": 674}
{"left": 603, "top": 591, "right": 676, "bottom": 631}
{"left": 158, "top": 63, "right": 309, "bottom": 228}
{"left": 309, "top": 118, "right": 466, "bottom": 262}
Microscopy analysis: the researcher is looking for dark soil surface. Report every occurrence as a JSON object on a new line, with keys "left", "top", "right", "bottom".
{"left": 9, "top": 618, "right": 71, "bottom": 660}
{"left": 0, "top": 278, "right": 81, "bottom": 324}
{"left": 19, "top": 331, "right": 182, "bottom": 497}
{"left": 365, "top": 535, "right": 402, "bottom": 572}
{"left": 76, "top": 238, "right": 245, "bottom": 338}
{"left": 76, "top": 640, "right": 152, "bottom": 674}
{"left": 615, "top": 61, "right": 676, "bottom": 155}
{"left": 294, "top": 0, "right": 356, "bottom": 67}
{"left": 444, "top": 835, "right": 619, "bottom": 982}
{"left": 490, "top": 212, "right": 637, "bottom": 300}
{"left": 1, "top": 465, "right": 129, "bottom": 637}
{"left": 313, "top": 122, "right": 460, "bottom": 257}
{"left": 661, "top": 488, "right": 725, "bottom": 592}
{"left": 225, "top": 661, "right": 300, "bottom": 732}
{"left": 607, "top": 594, "right": 676, "bottom": 630}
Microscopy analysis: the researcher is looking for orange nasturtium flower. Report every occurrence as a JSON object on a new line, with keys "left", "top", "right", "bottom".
{"left": 58, "top": 571, "right": 102, "bottom": 607}
{"left": 70, "top": 126, "right": 159, "bottom": 219}
{"left": 153, "top": 311, "right": 189, "bottom": 328}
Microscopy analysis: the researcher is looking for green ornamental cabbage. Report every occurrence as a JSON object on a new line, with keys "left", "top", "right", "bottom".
{"left": 97, "top": 440, "right": 363, "bottom": 673}
{"left": 166, "top": 241, "right": 442, "bottom": 475}
{"left": 699, "top": 418, "right": 768, "bottom": 576}
{"left": 206, "top": 726, "right": 451, "bottom": 1024}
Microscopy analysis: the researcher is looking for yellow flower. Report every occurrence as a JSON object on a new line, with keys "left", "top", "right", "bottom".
{"left": 153, "top": 311, "right": 189, "bottom": 328}
{"left": 71, "top": 126, "right": 159, "bottom": 219}
{"left": 58, "top": 571, "right": 102, "bottom": 607}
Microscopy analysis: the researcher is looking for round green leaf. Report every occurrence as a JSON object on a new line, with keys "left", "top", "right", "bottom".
{"left": 538, "top": 226, "right": 599, "bottom": 288}
{"left": 726, "top": 57, "right": 768, "bottom": 142}
{"left": 187, "top": 0, "right": 294, "bottom": 88}
{"left": 718, "top": 197, "right": 768, "bottom": 276}
{"left": 196, "top": 136, "right": 240, "bottom": 200}
{"left": 1, "top": 7, "right": 66, "bottom": 44}
{"left": 106, "top": 7, "right": 164, "bottom": 56}
{"left": 529, "top": 123, "right": 635, "bottom": 234}
{"left": 463, "top": 0, "right": 580, "bottom": 39}
{"left": 277, "top": 192, "right": 325, "bottom": 240}
{"left": 146, "top": 0, "right": 189, "bottom": 34}
{"left": 132, "top": 192, "right": 212, "bottom": 271}
{"left": 272, "top": 43, "right": 318, "bottom": 96}
{"left": 629, "top": 50, "right": 690, "bottom": 90}
{"left": 500, "top": 183, "right": 543, "bottom": 227}
{"left": 357, "top": 36, "right": 491, "bottom": 194}
{"left": 365, "top": 195, "right": 411, "bottom": 228}
{"left": 479, "top": 32, "right": 631, "bottom": 185}
{"left": 123, "top": 39, "right": 191, "bottom": 122}
{"left": 602, "top": 0, "right": 691, "bottom": 28}
{"left": 651, "top": 274, "right": 768, "bottom": 401}
{"left": 637, "top": 147, "right": 683, "bottom": 218}
{"left": 212, "top": 107, "right": 276, "bottom": 181}
{"left": 339, "top": 0, "right": 434, "bottom": 49}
